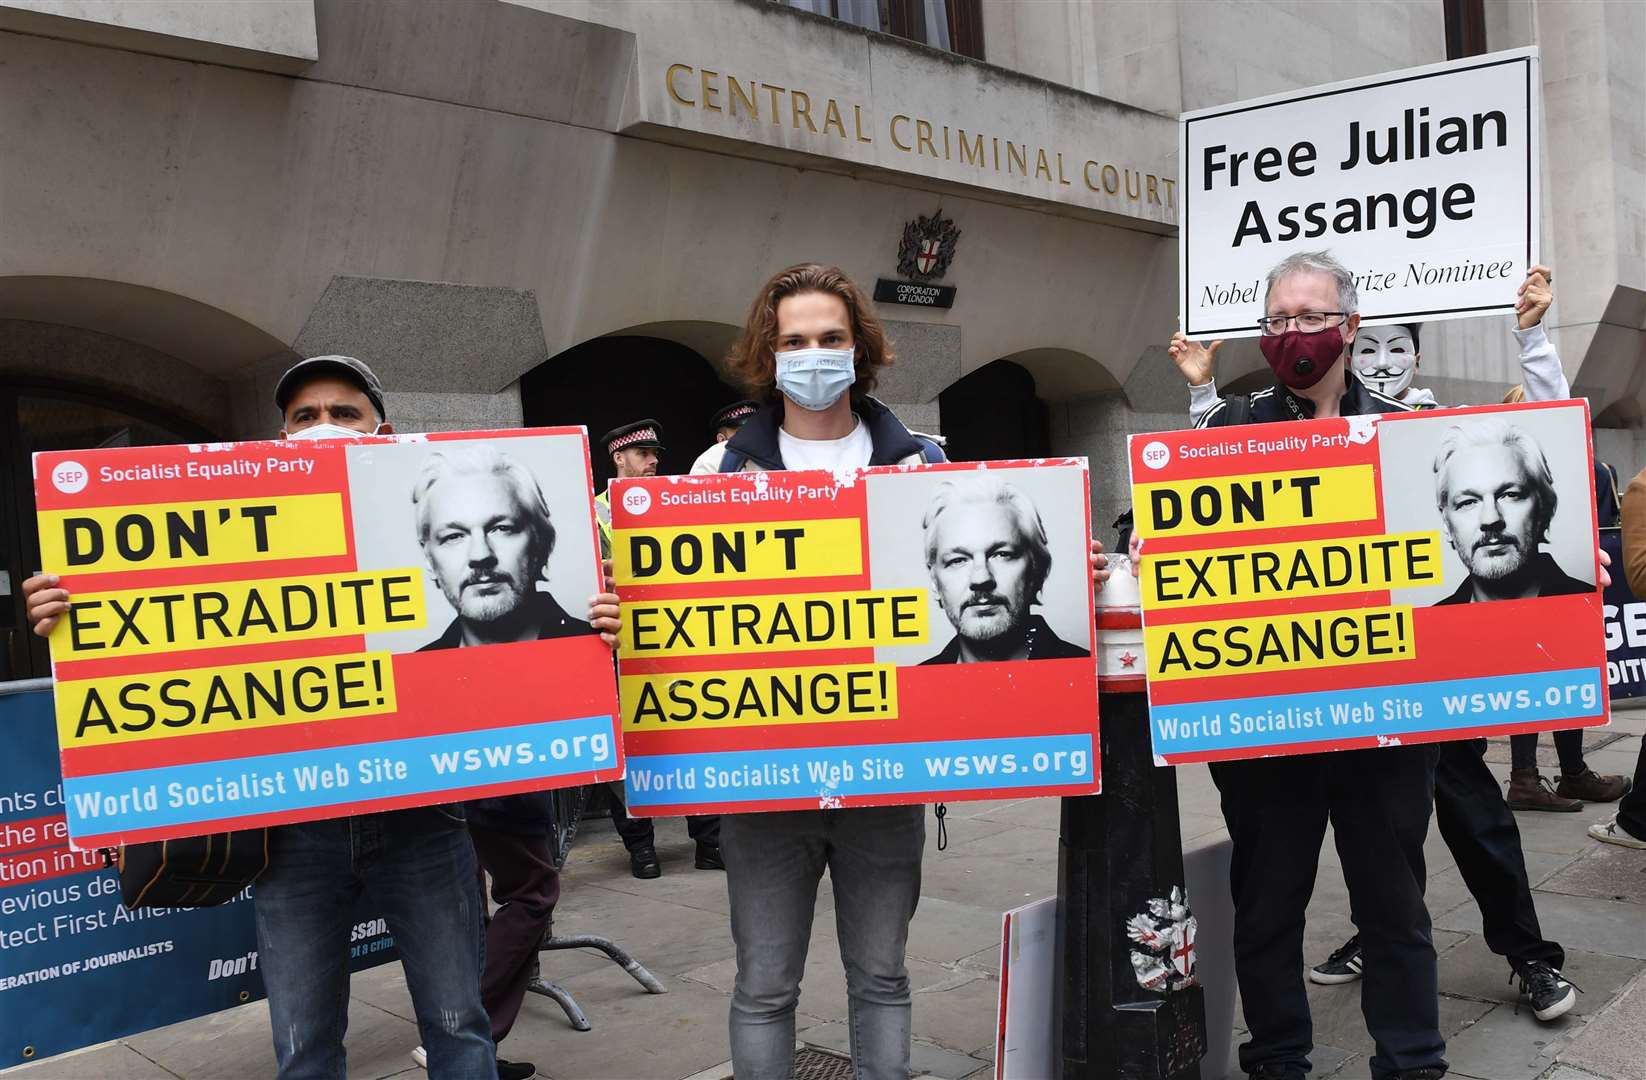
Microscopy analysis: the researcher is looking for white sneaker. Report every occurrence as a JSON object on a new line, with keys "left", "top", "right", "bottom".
{"left": 1589, "top": 816, "right": 1646, "bottom": 849}
{"left": 411, "top": 1046, "right": 428, "bottom": 1070}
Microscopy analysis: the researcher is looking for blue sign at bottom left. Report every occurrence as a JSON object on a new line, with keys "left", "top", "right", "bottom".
{"left": 0, "top": 683, "right": 396, "bottom": 1068}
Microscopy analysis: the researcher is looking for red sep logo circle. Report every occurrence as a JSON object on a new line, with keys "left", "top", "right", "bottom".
{"left": 621, "top": 487, "right": 652, "bottom": 515}
{"left": 1141, "top": 440, "right": 1171, "bottom": 470}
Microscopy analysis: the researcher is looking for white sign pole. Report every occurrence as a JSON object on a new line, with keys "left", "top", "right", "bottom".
{"left": 1179, "top": 47, "right": 1540, "bottom": 339}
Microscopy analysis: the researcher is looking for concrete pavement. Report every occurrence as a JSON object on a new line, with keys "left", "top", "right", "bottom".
{"left": 10, "top": 712, "right": 1644, "bottom": 1080}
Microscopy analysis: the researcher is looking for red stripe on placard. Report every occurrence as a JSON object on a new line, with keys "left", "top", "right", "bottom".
{"left": 622, "top": 659, "right": 1098, "bottom": 756}
{"left": 59, "top": 637, "right": 620, "bottom": 777}
{"left": 53, "top": 634, "right": 371, "bottom": 683}
{"left": 1144, "top": 595, "right": 1603, "bottom": 707}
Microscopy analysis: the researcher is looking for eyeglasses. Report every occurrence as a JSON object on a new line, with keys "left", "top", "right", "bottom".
{"left": 1257, "top": 311, "right": 1347, "bottom": 336}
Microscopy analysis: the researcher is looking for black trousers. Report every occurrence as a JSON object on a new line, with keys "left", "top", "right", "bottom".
{"left": 1211, "top": 745, "right": 1445, "bottom": 1080}
{"left": 469, "top": 826, "right": 559, "bottom": 1045}
{"left": 606, "top": 782, "right": 720, "bottom": 851}
{"left": 1434, "top": 739, "right": 1562, "bottom": 968}
{"left": 1618, "top": 735, "right": 1646, "bottom": 839}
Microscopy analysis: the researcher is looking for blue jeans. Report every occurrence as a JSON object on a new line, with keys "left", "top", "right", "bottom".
{"left": 254, "top": 806, "right": 497, "bottom": 1080}
{"left": 722, "top": 805, "right": 924, "bottom": 1080}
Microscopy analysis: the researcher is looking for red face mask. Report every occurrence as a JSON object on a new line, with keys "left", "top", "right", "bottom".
{"left": 1259, "top": 327, "right": 1344, "bottom": 390}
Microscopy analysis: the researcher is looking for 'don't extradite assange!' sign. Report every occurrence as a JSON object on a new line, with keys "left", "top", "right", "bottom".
{"left": 1179, "top": 47, "right": 1539, "bottom": 338}
{"left": 33, "top": 429, "right": 622, "bottom": 846}
{"left": 610, "top": 461, "right": 1100, "bottom": 814}
{"left": 1129, "top": 401, "right": 1607, "bottom": 764}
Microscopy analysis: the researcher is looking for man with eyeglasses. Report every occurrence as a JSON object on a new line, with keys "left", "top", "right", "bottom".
{"left": 1167, "top": 251, "right": 1447, "bottom": 1080}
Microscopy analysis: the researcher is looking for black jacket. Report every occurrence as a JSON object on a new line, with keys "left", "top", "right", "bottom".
{"left": 718, "top": 395, "right": 945, "bottom": 471}
{"left": 1433, "top": 552, "right": 1593, "bottom": 606}
{"left": 919, "top": 614, "right": 1090, "bottom": 665}
{"left": 1195, "top": 371, "right": 1412, "bottom": 428}
{"left": 418, "top": 589, "right": 592, "bottom": 652}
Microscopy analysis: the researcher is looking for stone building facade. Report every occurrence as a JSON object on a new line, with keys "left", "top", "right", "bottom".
{"left": 0, "top": 0, "right": 1640, "bottom": 680}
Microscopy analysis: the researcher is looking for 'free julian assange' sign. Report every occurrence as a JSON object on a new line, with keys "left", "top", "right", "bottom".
{"left": 610, "top": 461, "right": 1099, "bottom": 815}
{"left": 1179, "top": 48, "right": 1540, "bottom": 338}
{"left": 33, "top": 429, "right": 622, "bottom": 846}
{"left": 1130, "top": 401, "right": 1606, "bottom": 764}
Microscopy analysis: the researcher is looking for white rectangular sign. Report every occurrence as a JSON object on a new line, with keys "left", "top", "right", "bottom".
{"left": 1179, "top": 48, "right": 1540, "bottom": 339}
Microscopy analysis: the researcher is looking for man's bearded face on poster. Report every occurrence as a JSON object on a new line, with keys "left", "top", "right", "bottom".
{"left": 925, "top": 488, "right": 1049, "bottom": 646}
{"left": 1435, "top": 425, "right": 1555, "bottom": 583}
{"left": 420, "top": 473, "right": 549, "bottom": 624}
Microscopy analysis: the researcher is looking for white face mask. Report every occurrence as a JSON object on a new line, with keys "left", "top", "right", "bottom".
{"left": 284, "top": 422, "right": 382, "bottom": 441}
{"left": 775, "top": 347, "right": 856, "bottom": 412}
{"left": 1350, "top": 325, "right": 1419, "bottom": 398}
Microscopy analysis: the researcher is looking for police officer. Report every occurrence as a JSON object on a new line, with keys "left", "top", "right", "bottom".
{"left": 690, "top": 401, "right": 760, "bottom": 473}
{"left": 594, "top": 420, "right": 723, "bottom": 878}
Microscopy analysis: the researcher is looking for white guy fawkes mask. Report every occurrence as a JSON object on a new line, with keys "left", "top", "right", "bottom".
{"left": 1350, "top": 324, "right": 1420, "bottom": 398}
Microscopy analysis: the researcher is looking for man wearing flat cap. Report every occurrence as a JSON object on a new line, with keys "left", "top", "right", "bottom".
{"left": 592, "top": 419, "right": 724, "bottom": 878}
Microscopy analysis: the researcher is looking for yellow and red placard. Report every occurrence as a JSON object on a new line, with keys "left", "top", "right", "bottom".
{"left": 610, "top": 460, "right": 1099, "bottom": 815}
{"left": 34, "top": 429, "right": 621, "bottom": 847}
{"left": 1130, "top": 400, "right": 1608, "bottom": 764}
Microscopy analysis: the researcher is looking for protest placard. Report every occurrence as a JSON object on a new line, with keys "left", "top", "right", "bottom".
{"left": 1130, "top": 400, "right": 1607, "bottom": 764}
{"left": 33, "top": 430, "right": 622, "bottom": 846}
{"left": 1600, "top": 528, "right": 1646, "bottom": 702}
{"left": 1179, "top": 48, "right": 1539, "bottom": 338}
{"left": 609, "top": 460, "right": 1098, "bottom": 814}
{"left": 0, "top": 682, "right": 395, "bottom": 1067}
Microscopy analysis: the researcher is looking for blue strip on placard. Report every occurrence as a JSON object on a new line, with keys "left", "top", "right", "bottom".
{"left": 63, "top": 715, "right": 616, "bottom": 835}
{"left": 1149, "top": 667, "right": 1605, "bottom": 756}
{"left": 624, "top": 734, "right": 1096, "bottom": 807}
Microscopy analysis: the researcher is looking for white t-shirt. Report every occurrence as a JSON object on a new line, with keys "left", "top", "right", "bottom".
{"left": 777, "top": 415, "right": 873, "bottom": 472}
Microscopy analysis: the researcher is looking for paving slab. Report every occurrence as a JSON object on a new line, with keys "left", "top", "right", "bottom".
{"left": 8, "top": 1043, "right": 182, "bottom": 1080}
{"left": 1537, "top": 843, "right": 1646, "bottom": 905}
{"left": 1557, "top": 970, "right": 1646, "bottom": 1080}
{"left": 1437, "top": 936, "right": 1643, "bottom": 1017}
{"left": 797, "top": 1023, "right": 985, "bottom": 1080}
{"left": 904, "top": 894, "right": 1009, "bottom": 966}
{"left": 1304, "top": 984, "right": 1493, "bottom": 1063}
{"left": 1441, "top": 1001, "right": 1573, "bottom": 1079}
{"left": 966, "top": 796, "right": 1062, "bottom": 831}
{"left": 1438, "top": 891, "right": 1646, "bottom": 961}
{"left": 1483, "top": 730, "right": 1630, "bottom": 767}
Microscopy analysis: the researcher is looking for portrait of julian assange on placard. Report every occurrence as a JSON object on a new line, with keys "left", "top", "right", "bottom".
{"left": 345, "top": 432, "right": 602, "bottom": 653}
{"left": 1379, "top": 404, "right": 1598, "bottom": 609}
{"left": 866, "top": 463, "right": 1094, "bottom": 668}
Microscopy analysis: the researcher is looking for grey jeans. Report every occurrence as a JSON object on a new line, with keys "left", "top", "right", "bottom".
{"left": 721, "top": 805, "right": 925, "bottom": 1080}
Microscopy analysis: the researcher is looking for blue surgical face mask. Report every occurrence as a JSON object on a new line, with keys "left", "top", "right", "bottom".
{"left": 285, "top": 422, "right": 382, "bottom": 441}
{"left": 775, "top": 347, "right": 856, "bottom": 412}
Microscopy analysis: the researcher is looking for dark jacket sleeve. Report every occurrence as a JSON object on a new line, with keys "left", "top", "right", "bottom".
{"left": 1621, "top": 465, "right": 1646, "bottom": 598}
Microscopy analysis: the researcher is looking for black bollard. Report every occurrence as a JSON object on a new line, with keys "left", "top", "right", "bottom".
{"left": 1056, "top": 679, "right": 1207, "bottom": 1080}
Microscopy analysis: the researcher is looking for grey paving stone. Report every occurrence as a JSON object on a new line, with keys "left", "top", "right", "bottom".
{"left": 1483, "top": 730, "right": 1630, "bottom": 767}
{"left": 1537, "top": 842, "right": 1646, "bottom": 905}
{"left": 1303, "top": 984, "right": 1492, "bottom": 1062}
{"left": 798, "top": 1023, "right": 984, "bottom": 1080}
{"left": 1437, "top": 936, "right": 1643, "bottom": 1017}
{"left": 1558, "top": 971, "right": 1646, "bottom": 1080}
{"left": 1440, "top": 1001, "right": 1571, "bottom": 1079}
{"left": 905, "top": 894, "right": 1010, "bottom": 967}
{"left": 6, "top": 1043, "right": 181, "bottom": 1079}
{"left": 1439, "top": 891, "right": 1646, "bottom": 961}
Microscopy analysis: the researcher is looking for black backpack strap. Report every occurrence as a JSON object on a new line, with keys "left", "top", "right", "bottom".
{"left": 1221, "top": 393, "right": 1252, "bottom": 427}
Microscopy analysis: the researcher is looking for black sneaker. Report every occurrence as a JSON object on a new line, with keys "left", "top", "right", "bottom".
{"left": 1513, "top": 960, "right": 1579, "bottom": 1021}
{"left": 497, "top": 1059, "right": 536, "bottom": 1080}
{"left": 629, "top": 846, "right": 661, "bottom": 879}
{"left": 1308, "top": 934, "right": 1363, "bottom": 984}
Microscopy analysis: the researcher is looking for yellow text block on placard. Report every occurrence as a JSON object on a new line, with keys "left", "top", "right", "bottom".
{"left": 55, "top": 651, "right": 397, "bottom": 748}
{"left": 1145, "top": 605, "right": 1414, "bottom": 681}
{"left": 55, "top": 570, "right": 427, "bottom": 659}
{"left": 621, "top": 663, "right": 896, "bottom": 731}
{"left": 1143, "top": 532, "right": 1444, "bottom": 608}
{"left": 38, "top": 493, "right": 348, "bottom": 575}
{"left": 613, "top": 518, "right": 862, "bottom": 585}
{"left": 1135, "top": 465, "right": 1378, "bottom": 539}
{"left": 621, "top": 589, "right": 928, "bottom": 658}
